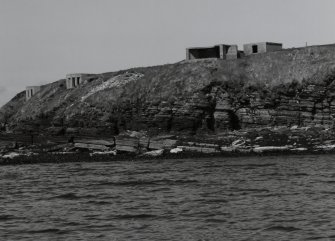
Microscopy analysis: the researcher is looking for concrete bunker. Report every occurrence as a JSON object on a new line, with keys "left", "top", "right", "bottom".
{"left": 66, "top": 73, "right": 97, "bottom": 89}
{"left": 243, "top": 42, "right": 282, "bottom": 55}
{"left": 26, "top": 86, "right": 41, "bottom": 101}
{"left": 186, "top": 44, "right": 241, "bottom": 60}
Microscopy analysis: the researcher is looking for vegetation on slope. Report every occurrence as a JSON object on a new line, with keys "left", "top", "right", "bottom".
{"left": 1, "top": 44, "right": 335, "bottom": 136}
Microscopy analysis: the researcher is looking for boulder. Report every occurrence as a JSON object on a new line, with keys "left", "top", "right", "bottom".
{"left": 253, "top": 146, "right": 290, "bottom": 153}
{"left": 315, "top": 144, "right": 335, "bottom": 151}
{"left": 90, "top": 150, "right": 117, "bottom": 156}
{"left": 74, "top": 143, "right": 110, "bottom": 151}
{"left": 220, "top": 146, "right": 236, "bottom": 152}
{"left": 177, "top": 146, "right": 219, "bottom": 154}
{"left": 149, "top": 139, "right": 177, "bottom": 150}
{"left": 170, "top": 147, "right": 183, "bottom": 154}
{"left": 2, "top": 152, "right": 21, "bottom": 159}
{"left": 46, "top": 143, "right": 74, "bottom": 152}
{"left": 75, "top": 139, "right": 114, "bottom": 147}
{"left": 141, "top": 149, "right": 164, "bottom": 157}
{"left": 65, "top": 128, "right": 79, "bottom": 134}
{"left": 115, "top": 136, "right": 139, "bottom": 153}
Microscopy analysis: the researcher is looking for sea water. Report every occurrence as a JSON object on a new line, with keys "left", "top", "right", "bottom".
{"left": 1, "top": 155, "right": 335, "bottom": 240}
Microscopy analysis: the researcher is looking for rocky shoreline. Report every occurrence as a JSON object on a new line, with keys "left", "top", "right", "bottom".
{"left": 1, "top": 125, "right": 335, "bottom": 165}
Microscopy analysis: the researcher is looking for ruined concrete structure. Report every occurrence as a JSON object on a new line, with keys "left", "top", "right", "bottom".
{"left": 66, "top": 73, "right": 97, "bottom": 89}
{"left": 186, "top": 42, "right": 283, "bottom": 60}
{"left": 25, "top": 86, "right": 41, "bottom": 101}
{"left": 186, "top": 44, "right": 241, "bottom": 61}
{"left": 243, "top": 42, "right": 283, "bottom": 55}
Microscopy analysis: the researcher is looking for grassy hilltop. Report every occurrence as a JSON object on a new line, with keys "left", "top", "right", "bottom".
{"left": 1, "top": 44, "right": 335, "bottom": 137}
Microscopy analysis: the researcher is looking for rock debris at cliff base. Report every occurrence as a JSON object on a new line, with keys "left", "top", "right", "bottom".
{"left": 1, "top": 45, "right": 335, "bottom": 143}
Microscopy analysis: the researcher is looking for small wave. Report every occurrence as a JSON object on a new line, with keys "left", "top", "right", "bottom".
{"left": 265, "top": 225, "right": 301, "bottom": 232}
{"left": 233, "top": 188, "right": 269, "bottom": 193}
{"left": 290, "top": 173, "right": 309, "bottom": 177}
{"left": 263, "top": 172, "right": 285, "bottom": 176}
{"left": 1, "top": 172, "right": 20, "bottom": 179}
{"left": 305, "top": 236, "right": 327, "bottom": 240}
{"left": 94, "top": 180, "right": 158, "bottom": 186}
{"left": 27, "top": 228, "right": 62, "bottom": 234}
{"left": 224, "top": 163, "right": 276, "bottom": 168}
{"left": 205, "top": 218, "right": 227, "bottom": 223}
{"left": 203, "top": 165, "right": 223, "bottom": 168}
{"left": 114, "top": 214, "right": 157, "bottom": 220}
{"left": 272, "top": 218, "right": 305, "bottom": 223}
{"left": 205, "top": 199, "right": 228, "bottom": 203}
{"left": 0, "top": 214, "right": 15, "bottom": 220}
{"left": 86, "top": 200, "right": 112, "bottom": 205}
{"left": 51, "top": 193, "right": 80, "bottom": 200}
{"left": 254, "top": 192, "right": 294, "bottom": 198}
{"left": 50, "top": 192, "right": 98, "bottom": 200}
{"left": 323, "top": 180, "right": 335, "bottom": 183}
{"left": 149, "top": 187, "right": 171, "bottom": 192}
{"left": 321, "top": 191, "right": 335, "bottom": 195}
{"left": 64, "top": 221, "right": 82, "bottom": 226}
{"left": 164, "top": 179, "right": 199, "bottom": 185}
{"left": 94, "top": 179, "right": 198, "bottom": 187}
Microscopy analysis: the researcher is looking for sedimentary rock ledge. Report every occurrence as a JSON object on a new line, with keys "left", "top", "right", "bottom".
{"left": 1, "top": 125, "right": 335, "bottom": 165}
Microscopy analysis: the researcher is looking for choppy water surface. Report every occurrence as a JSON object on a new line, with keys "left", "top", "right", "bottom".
{"left": 1, "top": 155, "right": 335, "bottom": 240}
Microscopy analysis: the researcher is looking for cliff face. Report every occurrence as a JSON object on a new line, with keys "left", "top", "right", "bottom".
{"left": 2, "top": 44, "right": 335, "bottom": 136}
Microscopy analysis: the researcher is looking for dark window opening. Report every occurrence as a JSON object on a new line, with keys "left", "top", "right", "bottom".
{"left": 252, "top": 45, "right": 258, "bottom": 53}
{"left": 72, "top": 78, "right": 76, "bottom": 87}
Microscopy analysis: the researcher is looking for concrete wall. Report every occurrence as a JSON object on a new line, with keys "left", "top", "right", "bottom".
{"left": 186, "top": 44, "right": 238, "bottom": 60}
{"left": 266, "top": 43, "right": 283, "bottom": 53}
{"left": 243, "top": 42, "right": 282, "bottom": 56}
{"left": 66, "top": 73, "right": 97, "bottom": 89}
{"left": 187, "top": 46, "right": 221, "bottom": 60}
{"left": 26, "top": 86, "right": 41, "bottom": 101}
{"left": 226, "top": 45, "right": 239, "bottom": 60}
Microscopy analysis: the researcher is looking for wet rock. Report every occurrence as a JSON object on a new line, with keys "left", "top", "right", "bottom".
{"left": 291, "top": 147, "right": 308, "bottom": 151}
{"left": 90, "top": 150, "right": 117, "bottom": 156}
{"left": 232, "top": 139, "right": 245, "bottom": 147}
{"left": 46, "top": 143, "right": 74, "bottom": 152}
{"left": 75, "top": 139, "right": 114, "bottom": 147}
{"left": 170, "top": 147, "right": 183, "bottom": 154}
{"left": 149, "top": 139, "right": 177, "bottom": 150}
{"left": 115, "top": 136, "right": 139, "bottom": 153}
{"left": 66, "top": 128, "right": 79, "bottom": 135}
{"left": 74, "top": 143, "right": 111, "bottom": 151}
{"left": 315, "top": 144, "right": 335, "bottom": 151}
{"left": 220, "top": 146, "right": 236, "bottom": 152}
{"left": 177, "top": 146, "right": 220, "bottom": 154}
{"left": 46, "top": 127, "right": 65, "bottom": 135}
{"left": 253, "top": 146, "right": 291, "bottom": 153}
{"left": 140, "top": 149, "right": 164, "bottom": 157}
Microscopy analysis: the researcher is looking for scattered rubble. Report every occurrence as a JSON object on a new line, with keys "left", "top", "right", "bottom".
{"left": 3, "top": 125, "right": 335, "bottom": 164}
{"left": 81, "top": 72, "right": 144, "bottom": 101}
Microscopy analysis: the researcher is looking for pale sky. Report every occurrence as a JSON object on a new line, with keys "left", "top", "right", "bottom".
{"left": 1, "top": 0, "right": 335, "bottom": 106}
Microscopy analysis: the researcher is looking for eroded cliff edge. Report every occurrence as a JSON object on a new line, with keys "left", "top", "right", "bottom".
{"left": 2, "top": 44, "right": 335, "bottom": 138}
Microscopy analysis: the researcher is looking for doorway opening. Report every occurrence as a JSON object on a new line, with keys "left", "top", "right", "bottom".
{"left": 252, "top": 45, "right": 258, "bottom": 53}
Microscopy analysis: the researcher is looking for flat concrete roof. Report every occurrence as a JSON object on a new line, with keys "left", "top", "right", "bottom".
{"left": 187, "top": 44, "right": 232, "bottom": 50}
{"left": 244, "top": 42, "right": 283, "bottom": 46}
